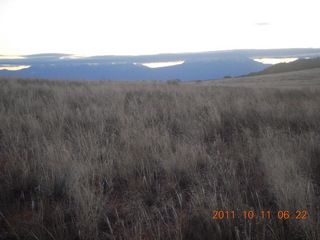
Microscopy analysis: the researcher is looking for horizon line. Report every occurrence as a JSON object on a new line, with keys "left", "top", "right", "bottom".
{"left": 2, "top": 47, "right": 320, "bottom": 59}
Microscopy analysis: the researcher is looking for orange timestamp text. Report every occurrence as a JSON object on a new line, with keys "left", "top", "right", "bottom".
{"left": 212, "top": 210, "right": 308, "bottom": 220}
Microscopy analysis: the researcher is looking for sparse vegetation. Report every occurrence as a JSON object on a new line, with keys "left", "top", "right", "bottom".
{"left": 0, "top": 76, "right": 320, "bottom": 239}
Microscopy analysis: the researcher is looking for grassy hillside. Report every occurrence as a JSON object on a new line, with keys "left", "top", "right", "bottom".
{"left": 246, "top": 57, "right": 320, "bottom": 77}
{"left": 211, "top": 68, "right": 320, "bottom": 88}
{"left": 0, "top": 76, "right": 320, "bottom": 239}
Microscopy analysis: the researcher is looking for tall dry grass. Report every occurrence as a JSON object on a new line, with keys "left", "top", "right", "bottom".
{"left": 0, "top": 77, "right": 319, "bottom": 239}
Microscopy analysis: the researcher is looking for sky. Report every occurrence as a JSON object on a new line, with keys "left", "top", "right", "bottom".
{"left": 0, "top": 0, "right": 319, "bottom": 56}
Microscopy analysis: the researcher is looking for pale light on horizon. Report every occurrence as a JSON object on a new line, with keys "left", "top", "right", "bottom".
{"left": 140, "top": 61, "right": 185, "bottom": 68}
{"left": 253, "top": 58, "right": 299, "bottom": 65}
{"left": 59, "top": 55, "right": 92, "bottom": 59}
{"left": 0, "top": 65, "right": 31, "bottom": 71}
{"left": 0, "top": 55, "right": 26, "bottom": 59}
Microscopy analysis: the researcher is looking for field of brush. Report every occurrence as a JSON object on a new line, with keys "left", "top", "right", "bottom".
{"left": 0, "top": 71, "right": 320, "bottom": 239}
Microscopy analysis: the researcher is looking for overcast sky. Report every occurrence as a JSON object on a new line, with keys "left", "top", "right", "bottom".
{"left": 0, "top": 0, "right": 319, "bottom": 56}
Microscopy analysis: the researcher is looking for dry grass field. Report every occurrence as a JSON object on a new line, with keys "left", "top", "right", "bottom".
{"left": 0, "top": 70, "right": 320, "bottom": 239}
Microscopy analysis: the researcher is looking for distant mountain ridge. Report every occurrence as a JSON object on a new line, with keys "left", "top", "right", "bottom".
{"left": 0, "top": 57, "right": 268, "bottom": 81}
{"left": 244, "top": 57, "right": 320, "bottom": 77}
{"left": 1, "top": 49, "right": 320, "bottom": 81}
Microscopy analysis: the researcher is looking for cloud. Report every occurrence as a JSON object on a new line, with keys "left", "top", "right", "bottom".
{"left": 255, "top": 22, "right": 271, "bottom": 26}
